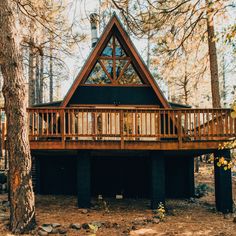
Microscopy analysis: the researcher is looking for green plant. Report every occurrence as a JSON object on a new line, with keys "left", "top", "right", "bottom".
{"left": 155, "top": 202, "right": 165, "bottom": 221}
{"left": 195, "top": 183, "right": 211, "bottom": 198}
{"left": 88, "top": 223, "right": 98, "bottom": 236}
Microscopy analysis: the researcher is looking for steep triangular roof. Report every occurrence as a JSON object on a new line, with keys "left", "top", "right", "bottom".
{"left": 61, "top": 13, "right": 170, "bottom": 108}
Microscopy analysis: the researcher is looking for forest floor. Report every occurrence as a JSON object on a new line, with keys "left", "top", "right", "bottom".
{"left": 1, "top": 163, "right": 236, "bottom": 236}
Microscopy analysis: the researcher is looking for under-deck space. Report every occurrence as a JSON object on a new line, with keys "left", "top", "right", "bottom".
{"left": 32, "top": 150, "right": 195, "bottom": 201}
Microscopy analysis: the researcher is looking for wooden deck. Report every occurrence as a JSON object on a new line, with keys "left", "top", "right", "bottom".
{"left": 0, "top": 107, "right": 234, "bottom": 151}
{"left": 20, "top": 107, "right": 234, "bottom": 151}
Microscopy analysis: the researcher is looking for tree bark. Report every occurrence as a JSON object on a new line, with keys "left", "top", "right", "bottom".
{"left": 0, "top": 1, "right": 36, "bottom": 233}
{"left": 35, "top": 52, "right": 40, "bottom": 104}
{"left": 39, "top": 51, "right": 44, "bottom": 104}
{"left": 49, "top": 33, "right": 53, "bottom": 102}
{"left": 206, "top": 1, "right": 221, "bottom": 108}
{"left": 28, "top": 37, "right": 36, "bottom": 107}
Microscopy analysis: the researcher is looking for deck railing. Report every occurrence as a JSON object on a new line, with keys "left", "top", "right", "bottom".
{"left": 25, "top": 107, "right": 235, "bottom": 143}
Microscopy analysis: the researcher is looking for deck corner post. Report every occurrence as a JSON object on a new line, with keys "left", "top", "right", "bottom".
{"left": 214, "top": 149, "right": 233, "bottom": 213}
{"left": 77, "top": 152, "right": 91, "bottom": 208}
{"left": 187, "top": 157, "right": 195, "bottom": 197}
{"left": 150, "top": 153, "right": 165, "bottom": 209}
{"left": 177, "top": 111, "right": 182, "bottom": 148}
{"left": 60, "top": 109, "right": 65, "bottom": 146}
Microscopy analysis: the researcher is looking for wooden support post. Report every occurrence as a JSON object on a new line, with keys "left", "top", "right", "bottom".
{"left": 214, "top": 150, "right": 233, "bottom": 213}
{"left": 77, "top": 153, "right": 91, "bottom": 208}
{"left": 151, "top": 154, "right": 165, "bottom": 209}
{"left": 187, "top": 157, "right": 195, "bottom": 197}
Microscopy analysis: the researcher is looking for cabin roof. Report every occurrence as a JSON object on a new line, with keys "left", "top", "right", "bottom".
{"left": 60, "top": 13, "right": 170, "bottom": 108}
{"left": 169, "top": 102, "right": 191, "bottom": 108}
{"left": 33, "top": 101, "right": 62, "bottom": 107}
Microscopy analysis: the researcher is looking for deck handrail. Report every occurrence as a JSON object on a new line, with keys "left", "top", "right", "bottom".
{"left": 24, "top": 107, "right": 235, "bottom": 145}
{"left": 0, "top": 107, "right": 235, "bottom": 150}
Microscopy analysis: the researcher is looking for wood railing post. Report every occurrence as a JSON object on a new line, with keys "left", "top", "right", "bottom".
{"left": 120, "top": 110, "right": 124, "bottom": 149}
{"left": 60, "top": 109, "right": 65, "bottom": 147}
{"left": 178, "top": 111, "right": 182, "bottom": 148}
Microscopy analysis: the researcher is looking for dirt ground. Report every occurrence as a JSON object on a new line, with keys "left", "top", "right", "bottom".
{"left": 1, "top": 163, "right": 236, "bottom": 236}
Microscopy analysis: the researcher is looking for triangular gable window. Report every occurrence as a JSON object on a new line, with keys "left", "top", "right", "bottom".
{"left": 85, "top": 62, "right": 111, "bottom": 84}
{"left": 84, "top": 35, "right": 145, "bottom": 85}
{"left": 101, "top": 38, "right": 113, "bottom": 57}
{"left": 114, "top": 37, "right": 126, "bottom": 57}
{"left": 118, "top": 63, "right": 142, "bottom": 85}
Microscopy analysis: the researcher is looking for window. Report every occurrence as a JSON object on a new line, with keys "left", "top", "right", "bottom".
{"left": 84, "top": 35, "right": 144, "bottom": 85}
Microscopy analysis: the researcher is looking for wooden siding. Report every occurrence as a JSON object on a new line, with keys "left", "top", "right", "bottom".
{"left": 68, "top": 86, "right": 161, "bottom": 106}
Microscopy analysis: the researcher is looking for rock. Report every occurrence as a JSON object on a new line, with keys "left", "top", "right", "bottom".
{"left": 152, "top": 218, "right": 160, "bottom": 224}
{"left": 233, "top": 217, "right": 236, "bottom": 223}
{"left": 50, "top": 228, "right": 59, "bottom": 234}
{"left": 39, "top": 225, "right": 53, "bottom": 233}
{"left": 112, "top": 222, "right": 120, "bottom": 229}
{"left": 38, "top": 230, "right": 48, "bottom": 236}
{"left": 146, "top": 218, "right": 153, "bottom": 223}
{"left": 123, "top": 229, "right": 129, "bottom": 235}
{"left": 91, "top": 221, "right": 102, "bottom": 228}
{"left": 224, "top": 214, "right": 231, "bottom": 219}
{"left": 82, "top": 223, "right": 90, "bottom": 229}
{"left": 70, "top": 223, "right": 81, "bottom": 230}
{"left": 58, "top": 228, "right": 67, "bottom": 234}
{"left": 103, "top": 221, "right": 112, "bottom": 228}
{"left": 51, "top": 223, "right": 61, "bottom": 228}
{"left": 130, "top": 228, "right": 158, "bottom": 236}
{"left": 79, "top": 209, "right": 88, "bottom": 214}
{"left": 91, "top": 204, "right": 100, "bottom": 210}
{"left": 132, "top": 217, "right": 148, "bottom": 226}
{"left": 188, "top": 197, "right": 196, "bottom": 203}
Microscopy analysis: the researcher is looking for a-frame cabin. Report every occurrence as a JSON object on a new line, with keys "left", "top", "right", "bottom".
{"left": 25, "top": 14, "right": 234, "bottom": 212}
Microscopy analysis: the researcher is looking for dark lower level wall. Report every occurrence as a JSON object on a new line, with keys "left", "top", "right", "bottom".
{"left": 32, "top": 151, "right": 194, "bottom": 199}
{"left": 166, "top": 157, "right": 194, "bottom": 198}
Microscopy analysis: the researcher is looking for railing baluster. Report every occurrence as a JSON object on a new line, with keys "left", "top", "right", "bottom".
{"left": 230, "top": 111, "right": 233, "bottom": 135}
{"left": 207, "top": 109, "right": 209, "bottom": 140}
{"left": 120, "top": 110, "right": 124, "bottom": 148}
{"left": 168, "top": 110, "right": 171, "bottom": 137}
{"left": 46, "top": 112, "right": 49, "bottom": 136}
{"left": 197, "top": 110, "right": 200, "bottom": 139}
{"left": 184, "top": 110, "right": 187, "bottom": 138}
{"left": 177, "top": 111, "right": 182, "bottom": 147}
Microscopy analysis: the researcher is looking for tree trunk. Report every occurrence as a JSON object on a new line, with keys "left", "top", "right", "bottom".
{"left": 49, "top": 33, "right": 53, "bottom": 102}
{"left": 0, "top": 1, "right": 36, "bottom": 233}
{"left": 28, "top": 38, "right": 36, "bottom": 106}
{"left": 35, "top": 52, "right": 40, "bottom": 104}
{"left": 206, "top": 1, "right": 221, "bottom": 108}
{"left": 39, "top": 51, "right": 44, "bottom": 104}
